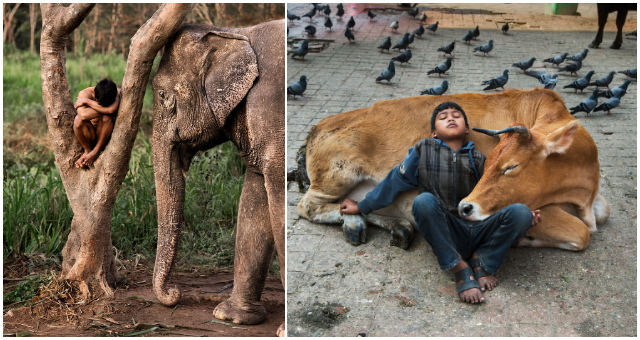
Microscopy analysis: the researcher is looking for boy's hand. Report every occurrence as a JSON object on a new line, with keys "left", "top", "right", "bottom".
{"left": 340, "top": 199, "right": 361, "bottom": 215}
{"left": 531, "top": 209, "right": 541, "bottom": 226}
{"left": 74, "top": 97, "right": 88, "bottom": 109}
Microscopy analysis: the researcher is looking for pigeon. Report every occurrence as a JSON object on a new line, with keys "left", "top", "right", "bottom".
{"left": 287, "top": 11, "right": 301, "bottom": 22}
{"left": 588, "top": 71, "right": 616, "bottom": 88}
{"left": 618, "top": 68, "right": 637, "bottom": 79}
{"left": 413, "top": 24, "right": 425, "bottom": 39}
{"left": 323, "top": 5, "right": 331, "bottom": 16}
{"left": 367, "top": 10, "right": 377, "bottom": 21}
{"left": 543, "top": 52, "right": 569, "bottom": 67}
{"left": 558, "top": 60, "right": 582, "bottom": 76}
{"left": 426, "top": 21, "right": 439, "bottom": 34}
{"left": 288, "top": 75, "right": 307, "bottom": 98}
{"left": 302, "top": 7, "right": 317, "bottom": 21}
{"left": 502, "top": 22, "right": 509, "bottom": 34}
{"left": 593, "top": 91, "right": 623, "bottom": 115}
{"left": 427, "top": 57, "right": 453, "bottom": 77}
{"left": 512, "top": 58, "right": 537, "bottom": 73}
{"left": 390, "top": 20, "right": 399, "bottom": 32}
{"left": 471, "top": 25, "right": 480, "bottom": 39}
{"left": 291, "top": 39, "right": 310, "bottom": 60}
{"left": 344, "top": 27, "right": 355, "bottom": 43}
{"left": 563, "top": 70, "right": 595, "bottom": 93}
{"left": 347, "top": 16, "right": 356, "bottom": 30}
{"left": 524, "top": 70, "right": 558, "bottom": 88}
{"left": 324, "top": 17, "right": 333, "bottom": 31}
{"left": 567, "top": 49, "right": 589, "bottom": 62}
{"left": 376, "top": 60, "right": 396, "bottom": 83}
{"left": 437, "top": 41, "right": 455, "bottom": 58}
{"left": 417, "top": 12, "right": 427, "bottom": 23}
{"left": 420, "top": 80, "right": 449, "bottom": 95}
{"left": 462, "top": 31, "right": 474, "bottom": 44}
{"left": 312, "top": 3, "right": 324, "bottom": 11}
{"left": 626, "top": 29, "right": 637, "bottom": 37}
{"left": 407, "top": 33, "right": 416, "bottom": 45}
{"left": 304, "top": 25, "right": 316, "bottom": 36}
{"left": 543, "top": 77, "right": 559, "bottom": 90}
{"left": 408, "top": 6, "right": 419, "bottom": 18}
{"left": 378, "top": 36, "right": 392, "bottom": 53}
{"left": 598, "top": 79, "right": 632, "bottom": 99}
{"left": 569, "top": 88, "right": 599, "bottom": 115}
{"left": 482, "top": 69, "right": 509, "bottom": 91}
{"left": 473, "top": 39, "right": 494, "bottom": 56}
{"left": 336, "top": 4, "right": 345, "bottom": 19}
{"left": 392, "top": 33, "right": 410, "bottom": 51}
{"left": 392, "top": 49, "right": 412, "bottom": 65}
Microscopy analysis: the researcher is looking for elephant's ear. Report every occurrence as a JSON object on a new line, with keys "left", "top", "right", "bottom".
{"left": 202, "top": 31, "right": 259, "bottom": 129}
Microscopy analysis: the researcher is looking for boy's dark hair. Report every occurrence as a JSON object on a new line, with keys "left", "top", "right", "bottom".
{"left": 95, "top": 78, "right": 118, "bottom": 107}
{"left": 430, "top": 101, "right": 469, "bottom": 130}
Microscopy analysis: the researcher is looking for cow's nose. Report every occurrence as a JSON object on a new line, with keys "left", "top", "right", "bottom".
{"left": 460, "top": 203, "right": 473, "bottom": 217}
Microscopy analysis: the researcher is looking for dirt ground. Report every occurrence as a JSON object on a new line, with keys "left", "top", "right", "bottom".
{"left": 3, "top": 264, "right": 284, "bottom": 337}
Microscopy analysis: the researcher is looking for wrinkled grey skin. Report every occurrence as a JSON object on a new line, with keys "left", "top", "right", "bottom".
{"left": 151, "top": 20, "right": 285, "bottom": 333}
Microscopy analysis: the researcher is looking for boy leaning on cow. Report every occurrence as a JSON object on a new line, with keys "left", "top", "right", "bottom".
{"left": 339, "top": 102, "right": 541, "bottom": 304}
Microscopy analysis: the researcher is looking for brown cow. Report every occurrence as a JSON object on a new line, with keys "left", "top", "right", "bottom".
{"left": 291, "top": 88, "right": 609, "bottom": 251}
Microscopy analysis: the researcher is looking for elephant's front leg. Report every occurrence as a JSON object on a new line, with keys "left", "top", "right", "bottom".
{"left": 214, "top": 170, "right": 275, "bottom": 325}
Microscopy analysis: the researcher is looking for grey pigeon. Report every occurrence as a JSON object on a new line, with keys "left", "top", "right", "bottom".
{"left": 558, "top": 60, "right": 582, "bottom": 76}
{"left": 413, "top": 24, "right": 425, "bottom": 38}
{"left": 304, "top": 25, "right": 316, "bottom": 36}
{"left": 512, "top": 58, "right": 536, "bottom": 73}
{"left": 392, "top": 49, "right": 412, "bottom": 65}
{"left": 344, "top": 27, "right": 355, "bottom": 43}
{"left": 291, "top": 39, "right": 310, "bottom": 60}
{"left": 367, "top": 10, "right": 377, "bottom": 21}
{"left": 417, "top": 12, "right": 427, "bottom": 23}
{"left": 392, "top": 33, "right": 410, "bottom": 51}
{"left": 426, "top": 21, "right": 439, "bottom": 34}
{"left": 473, "top": 39, "right": 494, "bottom": 56}
{"left": 390, "top": 20, "right": 399, "bottom": 32}
{"left": 544, "top": 77, "right": 559, "bottom": 90}
{"left": 323, "top": 5, "right": 331, "bottom": 16}
{"left": 588, "top": 71, "right": 616, "bottom": 88}
{"left": 408, "top": 6, "right": 419, "bottom": 18}
{"left": 312, "top": 3, "right": 324, "bottom": 11}
{"left": 427, "top": 57, "right": 453, "bottom": 77}
{"left": 420, "top": 80, "right": 449, "bottom": 95}
{"left": 471, "top": 25, "right": 480, "bottom": 39}
{"left": 336, "top": 4, "right": 345, "bottom": 18}
{"left": 563, "top": 70, "right": 595, "bottom": 93}
{"left": 462, "top": 31, "right": 474, "bottom": 44}
{"left": 568, "top": 49, "right": 589, "bottom": 62}
{"left": 543, "top": 52, "right": 569, "bottom": 67}
{"left": 437, "top": 41, "right": 455, "bottom": 58}
{"left": 618, "top": 68, "right": 637, "bottom": 79}
{"left": 502, "top": 22, "right": 509, "bottom": 34}
{"left": 302, "top": 7, "right": 317, "bottom": 21}
{"left": 407, "top": 33, "right": 416, "bottom": 45}
{"left": 376, "top": 60, "right": 396, "bottom": 83}
{"left": 482, "top": 69, "right": 509, "bottom": 91}
{"left": 524, "top": 70, "right": 558, "bottom": 89}
{"left": 287, "top": 11, "right": 301, "bottom": 22}
{"left": 569, "top": 88, "right": 599, "bottom": 115}
{"left": 598, "top": 80, "right": 632, "bottom": 99}
{"left": 324, "top": 17, "right": 333, "bottom": 31}
{"left": 347, "top": 16, "right": 356, "bottom": 29}
{"left": 288, "top": 75, "right": 307, "bottom": 98}
{"left": 593, "top": 91, "right": 623, "bottom": 115}
{"left": 378, "top": 36, "right": 392, "bottom": 53}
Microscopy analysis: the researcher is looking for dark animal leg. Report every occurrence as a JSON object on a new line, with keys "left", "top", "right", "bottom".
{"left": 610, "top": 9, "right": 628, "bottom": 49}
{"left": 589, "top": 5, "right": 608, "bottom": 48}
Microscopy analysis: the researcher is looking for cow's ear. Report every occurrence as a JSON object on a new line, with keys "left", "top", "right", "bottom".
{"left": 544, "top": 120, "right": 580, "bottom": 155}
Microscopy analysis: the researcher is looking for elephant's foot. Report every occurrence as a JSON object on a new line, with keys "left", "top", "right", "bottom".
{"left": 341, "top": 215, "right": 367, "bottom": 246}
{"left": 609, "top": 40, "right": 622, "bottom": 49}
{"left": 277, "top": 323, "right": 285, "bottom": 337}
{"left": 390, "top": 224, "right": 414, "bottom": 250}
{"left": 213, "top": 298, "right": 267, "bottom": 325}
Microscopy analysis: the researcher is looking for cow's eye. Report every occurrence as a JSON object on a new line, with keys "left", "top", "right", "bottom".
{"left": 502, "top": 164, "right": 519, "bottom": 175}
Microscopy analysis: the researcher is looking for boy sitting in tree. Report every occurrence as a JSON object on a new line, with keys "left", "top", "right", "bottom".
{"left": 73, "top": 78, "right": 121, "bottom": 168}
{"left": 340, "top": 102, "right": 541, "bottom": 304}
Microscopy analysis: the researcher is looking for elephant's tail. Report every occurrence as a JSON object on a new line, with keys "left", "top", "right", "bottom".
{"left": 287, "top": 141, "right": 310, "bottom": 192}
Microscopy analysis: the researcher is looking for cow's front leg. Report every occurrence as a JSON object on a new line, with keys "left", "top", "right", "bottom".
{"left": 342, "top": 214, "right": 368, "bottom": 246}
{"left": 516, "top": 205, "right": 590, "bottom": 251}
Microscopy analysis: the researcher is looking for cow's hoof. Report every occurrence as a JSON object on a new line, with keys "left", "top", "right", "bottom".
{"left": 609, "top": 41, "right": 622, "bottom": 49}
{"left": 390, "top": 224, "right": 414, "bottom": 250}
{"left": 342, "top": 215, "right": 367, "bottom": 246}
{"left": 213, "top": 298, "right": 266, "bottom": 325}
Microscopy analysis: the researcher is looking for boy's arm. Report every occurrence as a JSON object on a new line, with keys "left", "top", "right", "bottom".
{"left": 75, "top": 88, "right": 121, "bottom": 115}
{"left": 356, "top": 147, "right": 421, "bottom": 215}
{"left": 76, "top": 105, "right": 102, "bottom": 121}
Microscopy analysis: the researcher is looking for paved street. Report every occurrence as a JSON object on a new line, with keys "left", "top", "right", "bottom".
{"left": 286, "top": 3, "right": 637, "bottom": 337}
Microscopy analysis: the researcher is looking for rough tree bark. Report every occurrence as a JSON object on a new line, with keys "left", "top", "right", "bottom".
{"left": 39, "top": 3, "right": 194, "bottom": 298}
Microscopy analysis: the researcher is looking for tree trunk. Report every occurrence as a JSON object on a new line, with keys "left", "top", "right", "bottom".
{"left": 4, "top": 3, "right": 21, "bottom": 43}
{"left": 108, "top": 3, "right": 116, "bottom": 51}
{"left": 215, "top": 3, "right": 227, "bottom": 26}
{"left": 30, "top": 4, "right": 37, "bottom": 54}
{"left": 39, "top": 3, "right": 193, "bottom": 299}
{"left": 86, "top": 4, "right": 99, "bottom": 54}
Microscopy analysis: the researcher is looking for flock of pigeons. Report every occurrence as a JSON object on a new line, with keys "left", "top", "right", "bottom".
{"left": 287, "top": 4, "right": 636, "bottom": 116}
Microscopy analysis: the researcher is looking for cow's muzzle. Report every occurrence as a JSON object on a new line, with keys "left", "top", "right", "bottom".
{"left": 458, "top": 201, "right": 486, "bottom": 221}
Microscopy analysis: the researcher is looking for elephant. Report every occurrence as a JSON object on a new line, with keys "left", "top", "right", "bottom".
{"left": 150, "top": 19, "right": 285, "bottom": 335}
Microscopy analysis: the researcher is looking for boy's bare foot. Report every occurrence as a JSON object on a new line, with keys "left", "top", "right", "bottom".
{"left": 75, "top": 153, "right": 91, "bottom": 168}
{"left": 452, "top": 261, "right": 485, "bottom": 304}
{"left": 469, "top": 256, "right": 499, "bottom": 292}
{"left": 83, "top": 150, "right": 100, "bottom": 167}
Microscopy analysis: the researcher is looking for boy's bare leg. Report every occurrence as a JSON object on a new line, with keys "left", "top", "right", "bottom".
{"left": 471, "top": 252, "right": 499, "bottom": 291}
{"left": 73, "top": 114, "right": 97, "bottom": 168}
{"left": 82, "top": 114, "right": 114, "bottom": 167}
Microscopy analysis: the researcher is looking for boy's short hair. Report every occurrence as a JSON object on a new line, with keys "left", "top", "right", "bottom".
{"left": 95, "top": 78, "right": 118, "bottom": 107}
{"left": 430, "top": 102, "right": 469, "bottom": 130}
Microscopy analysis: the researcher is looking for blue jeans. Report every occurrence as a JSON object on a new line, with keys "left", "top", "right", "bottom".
{"left": 412, "top": 192, "right": 532, "bottom": 274}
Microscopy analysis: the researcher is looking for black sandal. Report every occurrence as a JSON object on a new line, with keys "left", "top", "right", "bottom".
{"left": 453, "top": 266, "right": 482, "bottom": 297}
{"left": 468, "top": 258, "right": 491, "bottom": 280}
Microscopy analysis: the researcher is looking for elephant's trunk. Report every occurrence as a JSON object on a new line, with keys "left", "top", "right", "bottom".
{"left": 152, "top": 141, "right": 187, "bottom": 307}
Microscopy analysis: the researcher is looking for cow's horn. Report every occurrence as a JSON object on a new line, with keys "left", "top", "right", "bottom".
{"left": 473, "top": 126, "right": 530, "bottom": 141}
